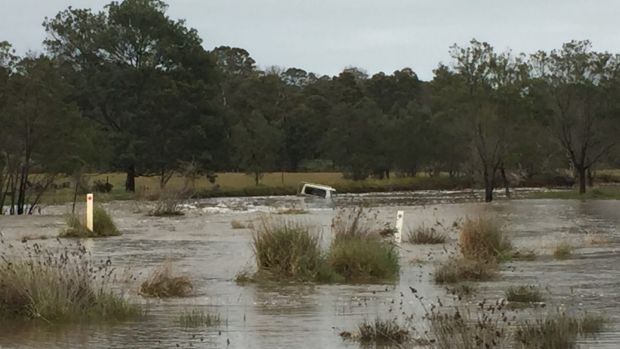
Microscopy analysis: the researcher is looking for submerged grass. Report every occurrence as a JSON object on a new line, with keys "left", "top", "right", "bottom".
{"left": 407, "top": 225, "right": 447, "bottom": 244}
{"left": 140, "top": 261, "right": 193, "bottom": 298}
{"left": 505, "top": 285, "right": 543, "bottom": 303}
{"left": 245, "top": 208, "right": 400, "bottom": 283}
{"left": 553, "top": 242, "right": 574, "bottom": 260}
{"left": 434, "top": 257, "right": 498, "bottom": 284}
{"left": 355, "top": 318, "right": 410, "bottom": 345}
{"left": 60, "top": 206, "right": 120, "bottom": 238}
{"left": 459, "top": 217, "right": 512, "bottom": 262}
{"left": 178, "top": 309, "right": 221, "bottom": 327}
{"left": 0, "top": 239, "right": 140, "bottom": 323}
{"left": 516, "top": 312, "right": 606, "bottom": 349}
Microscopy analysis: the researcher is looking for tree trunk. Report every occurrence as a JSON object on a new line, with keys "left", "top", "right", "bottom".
{"left": 578, "top": 166, "right": 587, "bottom": 194}
{"left": 483, "top": 168, "right": 494, "bottom": 203}
{"left": 125, "top": 165, "right": 136, "bottom": 192}
{"left": 587, "top": 168, "right": 594, "bottom": 187}
{"left": 254, "top": 172, "right": 260, "bottom": 186}
{"left": 500, "top": 165, "right": 511, "bottom": 199}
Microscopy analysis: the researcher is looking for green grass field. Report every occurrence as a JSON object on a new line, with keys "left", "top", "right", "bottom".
{"left": 531, "top": 186, "right": 620, "bottom": 200}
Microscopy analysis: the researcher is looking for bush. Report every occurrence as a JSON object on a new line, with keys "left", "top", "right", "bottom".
{"left": 505, "top": 285, "right": 543, "bottom": 303}
{"left": 327, "top": 236, "right": 399, "bottom": 282}
{"left": 251, "top": 219, "right": 328, "bottom": 282}
{"left": 553, "top": 242, "right": 573, "bottom": 260}
{"left": 459, "top": 217, "right": 511, "bottom": 261}
{"left": 355, "top": 318, "right": 409, "bottom": 344}
{"left": 140, "top": 261, "right": 193, "bottom": 297}
{"left": 148, "top": 188, "right": 191, "bottom": 216}
{"left": 516, "top": 312, "right": 606, "bottom": 349}
{"left": 61, "top": 206, "right": 120, "bottom": 238}
{"left": 434, "top": 257, "right": 498, "bottom": 284}
{"left": 0, "top": 240, "right": 139, "bottom": 322}
{"left": 92, "top": 179, "right": 113, "bottom": 193}
{"left": 407, "top": 225, "right": 447, "bottom": 244}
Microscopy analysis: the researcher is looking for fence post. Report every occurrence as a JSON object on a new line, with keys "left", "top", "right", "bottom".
{"left": 395, "top": 210, "right": 404, "bottom": 243}
{"left": 86, "top": 193, "right": 94, "bottom": 231}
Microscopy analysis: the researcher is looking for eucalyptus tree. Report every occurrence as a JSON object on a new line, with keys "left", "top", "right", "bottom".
{"left": 529, "top": 40, "right": 620, "bottom": 193}
{"left": 44, "top": 0, "right": 220, "bottom": 191}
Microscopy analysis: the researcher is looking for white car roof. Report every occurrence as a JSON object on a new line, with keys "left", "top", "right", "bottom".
{"left": 302, "top": 183, "right": 336, "bottom": 192}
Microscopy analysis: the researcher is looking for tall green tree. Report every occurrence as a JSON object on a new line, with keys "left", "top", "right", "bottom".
{"left": 44, "top": 0, "right": 220, "bottom": 191}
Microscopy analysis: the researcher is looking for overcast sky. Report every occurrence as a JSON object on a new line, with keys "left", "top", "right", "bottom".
{"left": 1, "top": 0, "right": 619, "bottom": 80}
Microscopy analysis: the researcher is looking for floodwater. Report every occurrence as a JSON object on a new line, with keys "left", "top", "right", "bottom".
{"left": 0, "top": 189, "right": 619, "bottom": 348}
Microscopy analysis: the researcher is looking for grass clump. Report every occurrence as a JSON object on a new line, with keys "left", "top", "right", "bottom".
{"left": 178, "top": 309, "right": 221, "bottom": 327}
{"left": 407, "top": 225, "right": 447, "bottom": 244}
{"left": 230, "top": 219, "right": 247, "bottom": 229}
{"left": 434, "top": 257, "right": 498, "bottom": 284}
{"left": 327, "top": 207, "right": 399, "bottom": 282}
{"left": 553, "top": 242, "right": 573, "bottom": 260}
{"left": 459, "top": 217, "right": 512, "bottom": 262}
{"left": 516, "top": 312, "right": 606, "bottom": 349}
{"left": 505, "top": 285, "right": 543, "bottom": 303}
{"left": 60, "top": 206, "right": 120, "bottom": 238}
{"left": 353, "top": 318, "right": 409, "bottom": 344}
{"left": 140, "top": 261, "right": 193, "bottom": 297}
{"left": 148, "top": 188, "right": 191, "bottom": 217}
{"left": 251, "top": 218, "right": 329, "bottom": 282}
{"left": 0, "top": 239, "right": 140, "bottom": 322}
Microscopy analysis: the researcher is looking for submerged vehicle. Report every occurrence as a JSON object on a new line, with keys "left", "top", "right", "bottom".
{"left": 298, "top": 182, "right": 337, "bottom": 199}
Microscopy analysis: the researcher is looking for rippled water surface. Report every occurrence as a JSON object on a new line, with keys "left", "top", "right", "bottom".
{"left": 1, "top": 191, "right": 619, "bottom": 348}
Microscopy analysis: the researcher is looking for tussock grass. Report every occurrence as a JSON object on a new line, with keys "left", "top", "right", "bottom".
{"left": 434, "top": 257, "right": 498, "bottom": 284}
{"left": 0, "top": 239, "right": 139, "bottom": 322}
{"left": 553, "top": 242, "right": 573, "bottom": 260}
{"left": 516, "top": 312, "right": 606, "bottom": 349}
{"left": 140, "top": 261, "right": 193, "bottom": 297}
{"left": 148, "top": 188, "right": 191, "bottom": 217}
{"left": 354, "top": 318, "right": 409, "bottom": 344}
{"left": 459, "top": 217, "right": 512, "bottom": 262}
{"left": 510, "top": 249, "right": 537, "bottom": 261}
{"left": 407, "top": 225, "right": 447, "bottom": 244}
{"left": 244, "top": 208, "right": 399, "bottom": 283}
{"left": 230, "top": 219, "right": 247, "bottom": 229}
{"left": 178, "top": 309, "right": 221, "bottom": 327}
{"left": 60, "top": 206, "right": 120, "bottom": 238}
{"left": 506, "top": 285, "right": 543, "bottom": 303}
{"left": 251, "top": 218, "right": 329, "bottom": 282}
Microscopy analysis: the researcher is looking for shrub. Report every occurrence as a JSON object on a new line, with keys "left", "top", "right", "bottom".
{"left": 515, "top": 312, "right": 606, "bottom": 349}
{"left": 434, "top": 257, "right": 498, "bottom": 284}
{"left": 407, "top": 225, "right": 447, "bottom": 244}
{"left": 178, "top": 309, "right": 221, "bottom": 327}
{"left": 327, "top": 235, "right": 399, "bottom": 282}
{"left": 356, "top": 318, "right": 409, "bottom": 344}
{"left": 60, "top": 206, "right": 120, "bottom": 238}
{"left": 140, "top": 261, "right": 193, "bottom": 297}
{"left": 92, "top": 179, "right": 113, "bottom": 193}
{"left": 505, "top": 285, "right": 543, "bottom": 303}
{"left": 149, "top": 188, "right": 191, "bottom": 216}
{"left": 230, "top": 219, "right": 246, "bottom": 229}
{"left": 0, "top": 240, "right": 140, "bottom": 322}
{"left": 459, "top": 217, "right": 511, "bottom": 261}
{"left": 251, "top": 219, "right": 327, "bottom": 282}
{"left": 553, "top": 242, "right": 573, "bottom": 260}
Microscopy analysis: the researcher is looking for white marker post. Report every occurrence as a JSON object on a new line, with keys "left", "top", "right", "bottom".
{"left": 395, "top": 210, "right": 404, "bottom": 243}
{"left": 86, "top": 193, "right": 94, "bottom": 232}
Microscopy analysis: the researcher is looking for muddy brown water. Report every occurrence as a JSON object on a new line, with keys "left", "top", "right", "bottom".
{"left": 0, "top": 190, "right": 619, "bottom": 348}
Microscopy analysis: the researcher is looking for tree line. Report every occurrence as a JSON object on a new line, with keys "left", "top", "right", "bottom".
{"left": 1, "top": 0, "right": 619, "bottom": 214}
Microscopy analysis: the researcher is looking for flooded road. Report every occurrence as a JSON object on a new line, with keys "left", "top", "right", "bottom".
{"left": 1, "top": 191, "right": 619, "bottom": 348}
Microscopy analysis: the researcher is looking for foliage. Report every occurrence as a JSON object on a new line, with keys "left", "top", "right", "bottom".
{"left": 407, "top": 225, "right": 447, "bottom": 244}
{"left": 251, "top": 219, "right": 328, "bottom": 282}
{"left": 178, "top": 309, "right": 221, "bottom": 327}
{"left": 0, "top": 240, "right": 140, "bottom": 322}
{"left": 516, "top": 312, "right": 606, "bottom": 349}
{"left": 434, "top": 257, "right": 498, "bottom": 284}
{"left": 354, "top": 318, "right": 410, "bottom": 345}
{"left": 61, "top": 206, "right": 120, "bottom": 237}
{"left": 459, "top": 217, "right": 512, "bottom": 261}
{"left": 505, "top": 285, "right": 543, "bottom": 303}
{"left": 140, "top": 261, "right": 193, "bottom": 297}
